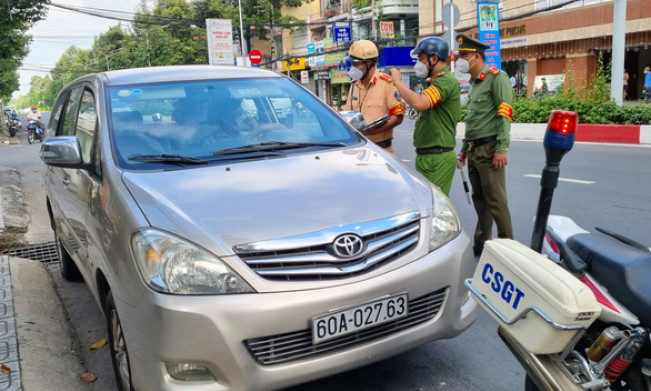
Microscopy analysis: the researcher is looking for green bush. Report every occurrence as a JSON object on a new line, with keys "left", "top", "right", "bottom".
{"left": 460, "top": 96, "right": 651, "bottom": 124}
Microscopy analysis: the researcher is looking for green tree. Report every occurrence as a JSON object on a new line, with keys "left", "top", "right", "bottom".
{"left": 0, "top": 0, "right": 49, "bottom": 101}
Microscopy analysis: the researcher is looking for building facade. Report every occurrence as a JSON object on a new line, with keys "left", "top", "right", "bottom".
{"left": 422, "top": 0, "right": 651, "bottom": 99}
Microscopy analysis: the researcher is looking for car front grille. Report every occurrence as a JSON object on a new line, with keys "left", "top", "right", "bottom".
{"left": 244, "top": 288, "right": 447, "bottom": 365}
{"left": 234, "top": 212, "right": 421, "bottom": 281}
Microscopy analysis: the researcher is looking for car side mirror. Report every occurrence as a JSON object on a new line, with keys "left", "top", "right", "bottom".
{"left": 40, "top": 137, "right": 86, "bottom": 168}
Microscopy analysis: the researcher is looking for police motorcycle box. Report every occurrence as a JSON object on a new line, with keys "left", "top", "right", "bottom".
{"left": 467, "top": 239, "right": 601, "bottom": 354}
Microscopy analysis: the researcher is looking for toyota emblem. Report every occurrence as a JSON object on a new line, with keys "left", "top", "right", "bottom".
{"left": 332, "top": 234, "right": 364, "bottom": 258}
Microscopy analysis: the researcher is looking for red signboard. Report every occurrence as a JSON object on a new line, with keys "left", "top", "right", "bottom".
{"left": 249, "top": 49, "right": 262, "bottom": 65}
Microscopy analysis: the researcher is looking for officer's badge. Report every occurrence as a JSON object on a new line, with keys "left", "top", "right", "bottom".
{"left": 395, "top": 91, "right": 402, "bottom": 100}
{"left": 458, "top": 37, "right": 463, "bottom": 45}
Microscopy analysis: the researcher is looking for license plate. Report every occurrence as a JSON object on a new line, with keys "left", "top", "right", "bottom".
{"left": 312, "top": 293, "right": 408, "bottom": 344}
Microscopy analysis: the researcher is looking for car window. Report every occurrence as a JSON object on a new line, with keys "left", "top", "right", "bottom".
{"left": 49, "top": 93, "right": 66, "bottom": 135}
{"left": 76, "top": 89, "right": 98, "bottom": 164}
{"left": 61, "top": 87, "right": 84, "bottom": 136}
{"left": 108, "top": 77, "right": 360, "bottom": 169}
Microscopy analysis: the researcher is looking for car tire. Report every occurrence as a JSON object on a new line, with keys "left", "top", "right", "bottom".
{"left": 55, "top": 232, "right": 82, "bottom": 281}
{"left": 106, "top": 291, "right": 133, "bottom": 391}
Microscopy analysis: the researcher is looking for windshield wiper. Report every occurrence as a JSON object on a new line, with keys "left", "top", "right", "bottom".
{"left": 215, "top": 141, "right": 346, "bottom": 155}
{"left": 128, "top": 154, "right": 208, "bottom": 164}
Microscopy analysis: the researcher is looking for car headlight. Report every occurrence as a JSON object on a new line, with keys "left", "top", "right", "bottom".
{"left": 131, "top": 229, "right": 254, "bottom": 295}
{"left": 429, "top": 184, "right": 461, "bottom": 251}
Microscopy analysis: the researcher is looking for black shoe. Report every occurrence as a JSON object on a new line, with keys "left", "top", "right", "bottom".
{"left": 473, "top": 244, "right": 483, "bottom": 256}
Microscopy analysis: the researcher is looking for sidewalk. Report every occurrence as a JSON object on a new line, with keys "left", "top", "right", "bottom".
{"left": 6, "top": 256, "right": 88, "bottom": 391}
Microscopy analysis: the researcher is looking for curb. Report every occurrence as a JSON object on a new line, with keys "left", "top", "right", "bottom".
{"left": 455, "top": 123, "right": 651, "bottom": 145}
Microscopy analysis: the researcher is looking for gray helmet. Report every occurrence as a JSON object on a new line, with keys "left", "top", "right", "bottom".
{"left": 410, "top": 37, "right": 449, "bottom": 61}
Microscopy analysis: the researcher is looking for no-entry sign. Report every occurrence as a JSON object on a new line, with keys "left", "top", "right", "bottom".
{"left": 249, "top": 49, "right": 262, "bottom": 65}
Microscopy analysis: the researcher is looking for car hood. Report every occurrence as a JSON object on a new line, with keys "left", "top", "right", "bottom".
{"left": 121, "top": 147, "right": 433, "bottom": 256}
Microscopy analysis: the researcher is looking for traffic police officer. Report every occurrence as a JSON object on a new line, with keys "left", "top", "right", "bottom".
{"left": 389, "top": 37, "right": 460, "bottom": 196}
{"left": 342, "top": 40, "right": 405, "bottom": 153}
{"left": 456, "top": 34, "right": 514, "bottom": 256}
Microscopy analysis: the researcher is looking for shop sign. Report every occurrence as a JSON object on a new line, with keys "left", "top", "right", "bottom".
{"left": 300, "top": 70, "right": 309, "bottom": 84}
{"left": 333, "top": 22, "right": 352, "bottom": 42}
{"left": 330, "top": 69, "right": 351, "bottom": 84}
{"left": 315, "top": 70, "right": 330, "bottom": 80}
{"left": 282, "top": 57, "right": 306, "bottom": 71}
{"left": 380, "top": 21, "right": 394, "bottom": 39}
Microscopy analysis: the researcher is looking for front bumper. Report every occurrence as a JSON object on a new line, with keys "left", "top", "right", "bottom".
{"left": 119, "top": 233, "right": 478, "bottom": 391}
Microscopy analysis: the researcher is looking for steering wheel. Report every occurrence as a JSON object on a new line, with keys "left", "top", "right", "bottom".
{"left": 244, "top": 123, "right": 288, "bottom": 142}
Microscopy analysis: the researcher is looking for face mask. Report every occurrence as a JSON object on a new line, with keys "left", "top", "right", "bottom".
{"left": 456, "top": 58, "right": 470, "bottom": 74}
{"left": 348, "top": 66, "right": 364, "bottom": 81}
{"left": 413, "top": 61, "right": 430, "bottom": 79}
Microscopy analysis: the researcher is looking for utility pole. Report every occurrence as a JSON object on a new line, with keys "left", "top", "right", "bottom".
{"left": 610, "top": 0, "right": 627, "bottom": 106}
{"left": 371, "top": 0, "right": 377, "bottom": 40}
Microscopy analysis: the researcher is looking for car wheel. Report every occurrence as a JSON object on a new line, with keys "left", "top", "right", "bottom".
{"left": 55, "top": 231, "right": 81, "bottom": 281}
{"left": 106, "top": 291, "right": 133, "bottom": 391}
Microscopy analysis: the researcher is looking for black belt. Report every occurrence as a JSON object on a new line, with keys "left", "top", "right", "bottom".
{"left": 416, "top": 146, "right": 454, "bottom": 154}
{"left": 375, "top": 139, "right": 392, "bottom": 148}
{"left": 466, "top": 135, "right": 497, "bottom": 147}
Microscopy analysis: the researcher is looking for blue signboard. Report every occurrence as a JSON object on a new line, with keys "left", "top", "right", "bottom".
{"left": 378, "top": 47, "right": 416, "bottom": 68}
{"left": 477, "top": 2, "right": 502, "bottom": 70}
{"left": 332, "top": 22, "right": 352, "bottom": 43}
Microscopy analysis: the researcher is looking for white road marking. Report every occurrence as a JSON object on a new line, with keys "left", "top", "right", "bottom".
{"left": 525, "top": 174, "right": 595, "bottom": 184}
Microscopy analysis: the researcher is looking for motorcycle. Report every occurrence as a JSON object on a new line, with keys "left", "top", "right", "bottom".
{"left": 26, "top": 119, "right": 45, "bottom": 144}
{"left": 465, "top": 110, "right": 651, "bottom": 391}
{"left": 4, "top": 112, "right": 21, "bottom": 137}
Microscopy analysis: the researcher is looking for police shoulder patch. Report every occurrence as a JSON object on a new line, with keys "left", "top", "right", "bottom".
{"left": 489, "top": 68, "right": 500, "bottom": 75}
{"left": 379, "top": 74, "right": 392, "bottom": 82}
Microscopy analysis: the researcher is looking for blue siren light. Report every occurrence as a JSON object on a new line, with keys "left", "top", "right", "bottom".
{"left": 544, "top": 110, "right": 578, "bottom": 151}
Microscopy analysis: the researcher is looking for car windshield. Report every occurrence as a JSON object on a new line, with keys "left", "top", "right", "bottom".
{"left": 108, "top": 77, "right": 360, "bottom": 169}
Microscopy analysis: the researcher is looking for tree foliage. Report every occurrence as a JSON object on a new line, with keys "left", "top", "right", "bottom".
{"left": 0, "top": 0, "right": 49, "bottom": 102}
{"left": 18, "top": 0, "right": 311, "bottom": 106}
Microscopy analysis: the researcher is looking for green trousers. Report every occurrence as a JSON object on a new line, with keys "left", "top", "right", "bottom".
{"left": 467, "top": 141, "right": 513, "bottom": 247}
{"left": 415, "top": 150, "right": 457, "bottom": 196}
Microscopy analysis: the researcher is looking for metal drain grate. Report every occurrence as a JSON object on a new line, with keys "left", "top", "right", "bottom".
{"left": 1, "top": 242, "right": 59, "bottom": 263}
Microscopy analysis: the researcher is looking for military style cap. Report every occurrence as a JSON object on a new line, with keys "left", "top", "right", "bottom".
{"left": 456, "top": 34, "right": 489, "bottom": 54}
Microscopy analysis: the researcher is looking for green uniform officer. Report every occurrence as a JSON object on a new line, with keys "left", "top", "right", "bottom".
{"left": 456, "top": 34, "right": 514, "bottom": 256}
{"left": 389, "top": 37, "right": 460, "bottom": 196}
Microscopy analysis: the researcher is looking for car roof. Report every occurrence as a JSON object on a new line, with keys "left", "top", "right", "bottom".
{"left": 101, "top": 65, "right": 282, "bottom": 87}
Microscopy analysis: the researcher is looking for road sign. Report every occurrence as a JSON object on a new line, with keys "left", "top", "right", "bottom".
{"left": 249, "top": 49, "right": 262, "bottom": 65}
{"left": 442, "top": 2, "right": 461, "bottom": 28}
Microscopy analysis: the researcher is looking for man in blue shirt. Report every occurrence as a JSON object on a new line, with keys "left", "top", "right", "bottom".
{"left": 645, "top": 66, "right": 651, "bottom": 103}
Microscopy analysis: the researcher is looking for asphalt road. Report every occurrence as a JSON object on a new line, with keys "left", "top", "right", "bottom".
{"left": 2, "top": 117, "right": 650, "bottom": 390}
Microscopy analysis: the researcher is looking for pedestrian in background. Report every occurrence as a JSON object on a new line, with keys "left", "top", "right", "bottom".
{"left": 623, "top": 69, "right": 629, "bottom": 100}
{"left": 342, "top": 40, "right": 405, "bottom": 153}
{"left": 455, "top": 34, "right": 514, "bottom": 256}
{"left": 644, "top": 66, "right": 651, "bottom": 103}
{"left": 389, "top": 37, "right": 460, "bottom": 196}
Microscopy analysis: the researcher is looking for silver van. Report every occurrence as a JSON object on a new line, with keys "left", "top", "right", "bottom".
{"left": 40, "top": 65, "right": 478, "bottom": 391}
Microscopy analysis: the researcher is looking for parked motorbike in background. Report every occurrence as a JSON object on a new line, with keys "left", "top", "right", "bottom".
{"left": 465, "top": 111, "right": 651, "bottom": 391}
{"left": 4, "top": 111, "right": 21, "bottom": 137}
{"left": 26, "top": 119, "right": 45, "bottom": 143}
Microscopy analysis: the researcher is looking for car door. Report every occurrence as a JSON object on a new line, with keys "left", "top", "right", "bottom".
{"left": 54, "top": 85, "right": 100, "bottom": 282}
{"left": 48, "top": 85, "right": 83, "bottom": 260}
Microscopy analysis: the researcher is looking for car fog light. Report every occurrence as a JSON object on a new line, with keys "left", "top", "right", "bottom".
{"left": 165, "top": 362, "right": 216, "bottom": 382}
